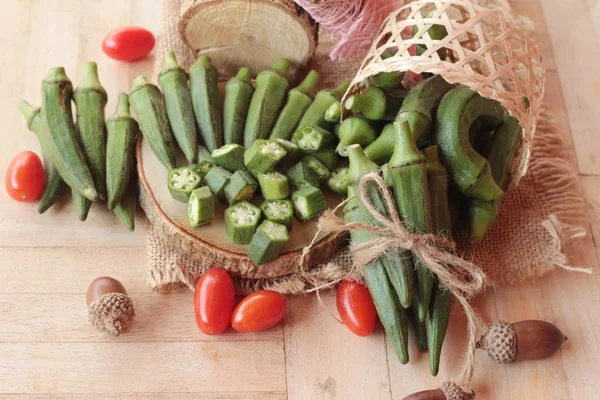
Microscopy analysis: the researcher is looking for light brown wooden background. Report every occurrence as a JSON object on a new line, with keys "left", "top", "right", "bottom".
{"left": 0, "top": 0, "right": 598, "bottom": 399}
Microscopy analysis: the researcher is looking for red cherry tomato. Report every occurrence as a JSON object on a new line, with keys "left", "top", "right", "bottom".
{"left": 102, "top": 26, "right": 155, "bottom": 62}
{"left": 231, "top": 290, "right": 287, "bottom": 333}
{"left": 5, "top": 151, "right": 45, "bottom": 202}
{"left": 194, "top": 268, "right": 235, "bottom": 335}
{"left": 336, "top": 280, "right": 377, "bottom": 337}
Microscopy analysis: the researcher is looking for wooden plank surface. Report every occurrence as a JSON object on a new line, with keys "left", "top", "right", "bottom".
{"left": 0, "top": 0, "right": 599, "bottom": 399}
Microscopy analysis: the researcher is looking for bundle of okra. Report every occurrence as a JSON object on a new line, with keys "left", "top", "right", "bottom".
{"left": 19, "top": 63, "right": 138, "bottom": 230}
{"left": 341, "top": 69, "right": 522, "bottom": 374}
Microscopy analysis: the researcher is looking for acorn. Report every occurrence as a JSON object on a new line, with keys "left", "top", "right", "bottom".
{"left": 403, "top": 381, "right": 475, "bottom": 400}
{"left": 477, "top": 320, "right": 567, "bottom": 363}
{"left": 86, "top": 276, "right": 135, "bottom": 336}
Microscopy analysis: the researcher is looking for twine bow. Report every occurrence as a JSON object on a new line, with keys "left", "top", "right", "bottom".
{"left": 310, "top": 171, "right": 487, "bottom": 385}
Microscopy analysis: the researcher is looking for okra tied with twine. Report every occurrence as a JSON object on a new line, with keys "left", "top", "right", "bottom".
{"left": 302, "top": 170, "right": 487, "bottom": 385}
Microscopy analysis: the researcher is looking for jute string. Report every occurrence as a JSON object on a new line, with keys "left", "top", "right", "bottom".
{"left": 301, "top": 171, "right": 486, "bottom": 384}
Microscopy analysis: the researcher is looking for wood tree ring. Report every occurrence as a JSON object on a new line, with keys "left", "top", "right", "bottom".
{"left": 179, "top": 0, "right": 318, "bottom": 77}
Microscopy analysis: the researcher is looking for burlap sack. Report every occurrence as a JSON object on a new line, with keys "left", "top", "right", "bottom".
{"left": 145, "top": 0, "right": 591, "bottom": 294}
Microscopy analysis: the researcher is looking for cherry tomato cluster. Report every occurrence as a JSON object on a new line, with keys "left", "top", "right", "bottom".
{"left": 194, "top": 268, "right": 287, "bottom": 335}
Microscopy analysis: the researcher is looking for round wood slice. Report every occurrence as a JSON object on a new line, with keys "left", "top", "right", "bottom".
{"left": 179, "top": 0, "right": 318, "bottom": 77}
{"left": 137, "top": 137, "right": 347, "bottom": 280}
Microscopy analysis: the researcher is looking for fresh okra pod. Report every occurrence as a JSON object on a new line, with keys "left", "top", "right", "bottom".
{"left": 189, "top": 55, "right": 223, "bottom": 152}
{"left": 323, "top": 101, "right": 342, "bottom": 123}
{"left": 367, "top": 50, "right": 405, "bottom": 89}
{"left": 18, "top": 100, "right": 65, "bottom": 213}
{"left": 270, "top": 69, "right": 320, "bottom": 140}
{"left": 168, "top": 167, "right": 202, "bottom": 202}
{"left": 159, "top": 51, "right": 198, "bottom": 163}
{"left": 260, "top": 199, "right": 293, "bottom": 229}
{"left": 286, "top": 159, "right": 321, "bottom": 188}
{"left": 389, "top": 121, "right": 434, "bottom": 322}
{"left": 413, "top": 7, "right": 448, "bottom": 59}
{"left": 224, "top": 170, "right": 257, "bottom": 205}
{"left": 337, "top": 117, "right": 377, "bottom": 156}
{"left": 244, "top": 139, "right": 287, "bottom": 173}
{"left": 244, "top": 58, "right": 291, "bottom": 147}
{"left": 293, "top": 125, "right": 335, "bottom": 153}
{"left": 203, "top": 166, "right": 233, "bottom": 200}
{"left": 42, "top": 67, "right": 98, "bottom": 201}
{"left": 73, "top": 62, "right": 108, "bottom": 200}
{"left": 347, "top": 145, "right": 413, "bottom": 309}
{"left": 211, "top": 143, "right": 246, "bottom": 172}
{"left": 130, "top": 75, "right": 176, "bottom": 170}
{"left": 247, "top": 220, "right": 289, "bottom": 265}
{"left": 258, "top": 172, "right": 290, "bottom": 200}
{"left": 113, "top": 180, "right": 137, "bottom": 232}
{"left": 188, "top": 186, "right": 214, "bottom": 227}
{"left": 345, "top": 87, "right": 404, "bottom": 121}
{"left": 364, "top": 75, "right": 454, "bottom": 164}
{"left": 275, "top": 138, "right": 301, "bottom": 168}
{"left": 408, "top": 303, "right": 429, "bottom": 353}
{"left": 423, "top": 145, "right": 452, "bottom": 376}
{"left": 106, "top": 93, "right": 139, "bottom": 209}
{"left": 468, "top": 116, "right": 522, "bottom": 241}
{"left": 223, "top": 67, "right": 254, "bottom": 145}
{"left": 326, "top": 167, "right": 349, "bottom": 195}
{"left": 225, "top": 201, "right": 262, "bottom": 244}
{"left": 343, "top": 186, "right": 409, "bottom": 364}
{"left": 303, "top": 156, "right": 331, "bottom": 182}
{"left": 310, "top": 146, "right": 339, "bottom": 170}
{"left": 435, "top": 86, "right": 504, "bottom": 201}
{"left": 291, "top": 185, "right": 326, "bottom": 221}
{"left": 192, "top": 145, "right": 216, "bottom": 179}
{"left": 72, "top": 188, "right": 93, "bottom": 221}
{"left": 298, "top": 80, "right": 351, "bottom": 132}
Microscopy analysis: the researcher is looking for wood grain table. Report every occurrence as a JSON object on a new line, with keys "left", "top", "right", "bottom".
{"left": 1, "top": 0, "right": 599, "bottom": 399}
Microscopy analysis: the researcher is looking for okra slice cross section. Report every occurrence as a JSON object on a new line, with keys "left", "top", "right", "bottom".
{"left": 293, "top": 125, "right": 334, "bottom": 153}
{"left": 303, "top": 156, "right": 331, "bottom": 182}
{"left": 203, "top": 166, "right": 233, "bottom": 200}
{"left": 168, "top": 167, "right": 202, "bottom": 202}
{"left": 225, "top": 201, "right": 262, "bottom": 244}
{"left": 292, "top": 186, "right": 326, "bottom": 221}
{"left": 244, "top": 139, "right": 287, "bottom": 173}
{"left": 326, "top": 167, "right": 349, "bottom": 195}
{"left": 247, "top": 221, "right": 289, "bottom": 265}
{"left": 258, "top": 172, "right": 290, "bottom": 200}
{"left": 188, "top": 186, "right": 214, "bottom": 227}
{"left": 224, "top": 170, "right": 257, "bottom": 205}
{"left": 211, "top": 143, "right": 246, "bottom": 172}
{"left": 261, "top": 199, "right": 293, "bottom": 229}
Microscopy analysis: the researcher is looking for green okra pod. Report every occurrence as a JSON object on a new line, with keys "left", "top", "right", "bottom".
{"left": 344, "top": 87, "right": 387, "bottom": 120}
{"left": 244, "top": 58, "right": 291, "bottom": 147}
{"left": 188, "top": 186, "right": 214, "bottom": 227}
{"left": 367, "top": 50, "right": 405, "bottom": 89}
{"left": 224, "top": 170, "right": 257, "bottom": 205}
{"left": 42, "top": 67, "right": 98, "bottom": 201}
{"left": 159, "top": 51, "right": 198, "bottom": 163}
{"left": 275, "top": 138, "right": 301, "bottom": 169}
{"left": 337, "top": 117, "right": 377, "bottom": 156}
{"left": 258, "top": 172, "right": 290, "bottom": 200}
{"left": 413, "top": 7, "right": 448, "bottom": 59}
{"left": 435, "top": 86, "right": 505, "bottom": 201}
{"left": 270, "top": 69, "right": 320, "bottom": 140}
{"left": 389, "top": 121, "right": 434, "bottom": 321}
{"left": 293, "top": 125, "right": 335, "bottom": 154}
{"left": 106, "top": 93, "right": 139, "bottom": 209}
{"left": 223, "top": 67, "right": 254, "bottom": 145}
{"left": 18, "top": 100, "right": 65, "bottom": 213}
{"left": 189, "top": 55, "right": 223, "bottom": 152}
{"left": 211, "top": 143, "right": 246, "bottom": 172}
{"left": 311, "top": 146, "right": 339, "bottom": 171}
{"left": 73, "top": 62, "right": 108, "bottom": 200}
{"left": 344, "top": 187, "right": 409, "bottom": 364}
{"left": 244, "top": 139, "right": 287, "bottom": 173}
{"left": 364, "top": 75, "right": 454, "bottom": 164}
{"left": 323, "top": 101, "right": 341, "bottom": 123}
{"left": 225, "top": 201, "right": 262, "bottom": 244}
{"left": 192, "top": 145, "right": 216, "bottom": 179}
{"left": 168, "top": 167, "right": 202, "bottom": 202}
{"left": 347, "top": 145, "right": 413, "bottom": 309}
{"left": 326, "top": 167, "right": 349, "bottom": 195}
{"left": 298, "top": 79, "right": 351, "bottom": 132}
{"left": 291, "top": 185, "right": 326, "bottom": 221}
{"left": 423, "top": 145, "right": 452, "bottom": 376}
{"left": 303, "top": 156, "right": 331, "bottom": 182}
{"left": 130, "top": 75, "right": 176, "bottom": 170}
{"left": 408, "top": 303, "right": 429, "bottom": 353}
{"left": 72, "top": 188, "right": 93, "bottom": 222}
{"left": 113, "top": 179, "right": 137, "bottom": 232}
{"left": 286, "top": 159, "right": 321, "bottom": 188}
{"left": 247, "top": 221, "right": 289, "bottom": 265}
{"left": 468, "top": 116, "right": 522, "bottom": 241}
{"left": 203, "top": 166, "right": 232, "bottom": 200}
{"left": 260, "top": 199, "right": 293, "bottom": 229}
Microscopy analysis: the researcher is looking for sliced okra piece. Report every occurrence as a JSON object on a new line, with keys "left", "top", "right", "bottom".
{"left": 203, "top": 166, "right": 233, "bottom": 200}
{"left": 258, "top": 171, "right": 290, "bottom": 200}
{"left": 260, "top": 199, "right": 293, "bottom": 229}
{"left": 244, "top": 139, "right": 287, "bottom": 173}
{"left": 192, "top": 145, "right": 216, "bottom": 179}
{"left": 292, "top": 186, "right": 327, "bottom": 221}
{"left": 293, "top": 125, "right": 335, "bottom": 153}
{"left": 211, "top": 143, "right": 246, "bottom": 172}
{"left": 326, "top": 167, "right": 349, "bottom": 195}
{"left": 247, "top": 221, "right": 289, "bottom": 265}
{"left": 286, "top": 159, "right": 321, "bottom": 188}
{"left": 188, "top": 186, "right": 214, "bottom": 226}
{"left": 303, "top": 156, "right": 331, "bottom": 182}
{"left": 311, "top": 146, "right": 339, "bottom": 170}
{"left": 168, "top": 167, "right": 202, "bottom": 202}
{"left": 225, "top": 201, "right": 262, "bottom": 244}
{"left": 224, "top": 170, "right": 258, "bottom": 204}
{"left": 275, "top": 138, "right": 301, "bottom": 168}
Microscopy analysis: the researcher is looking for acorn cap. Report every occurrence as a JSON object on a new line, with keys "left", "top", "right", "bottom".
{"left": 88, "top": 292, "right": 135, "bottom": 336}
{"left": 476, "top": 320, "right": 516, "bottom": 363}
{"left": 440, "top": 380, "right": 475, "bottom": 400}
